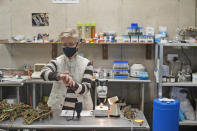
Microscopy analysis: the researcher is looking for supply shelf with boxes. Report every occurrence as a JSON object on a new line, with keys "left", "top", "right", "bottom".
{"left": 155, "top": 42, "right": 197, "bottom": 126}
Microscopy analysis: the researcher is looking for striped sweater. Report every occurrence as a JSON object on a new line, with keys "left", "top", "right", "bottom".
{"left": 41, "top": 55, "right": 93, "bottom": 110}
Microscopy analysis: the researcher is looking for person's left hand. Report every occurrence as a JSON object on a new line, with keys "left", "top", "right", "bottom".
{"left": 67, "top": 76, "right": 75, "bottom": 87}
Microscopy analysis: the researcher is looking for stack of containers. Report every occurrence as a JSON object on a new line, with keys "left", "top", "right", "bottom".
{"left": 113, "top": 61, "right": 129, "bottom": 79}
{"left": 123, "top": 23, "right": 154, "bottom": 43}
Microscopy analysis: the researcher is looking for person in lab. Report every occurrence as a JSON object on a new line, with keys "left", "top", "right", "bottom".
{"left": 41, "top": 28, "right": 93, "bottom": 110}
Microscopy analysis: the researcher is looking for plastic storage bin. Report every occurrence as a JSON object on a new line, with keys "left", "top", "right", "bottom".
{"left": 153, "top": 99, "right": 180, "bottom": 131}
{"left": 113, "top": 61, "right": 129, "bottom": 79}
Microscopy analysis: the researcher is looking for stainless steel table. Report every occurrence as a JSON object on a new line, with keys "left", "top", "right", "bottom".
{"left": 0, "top": 76, "right": 27, "bottom": 103}
{"left": 0, "top": 110, "right": 150, "bottom": 130}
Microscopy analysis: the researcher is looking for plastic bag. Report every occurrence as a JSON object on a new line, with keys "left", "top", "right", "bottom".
{"left": 171, "top": 87, "right": 195, "bottom": 120}
{"left": 180, "top": 99, "right": 195, "bottom": 120}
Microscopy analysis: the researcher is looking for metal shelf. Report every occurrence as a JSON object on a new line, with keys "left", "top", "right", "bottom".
{"left": 159, "top": 42, "right": 197, "bottom": 47}
{"left": 179, "top": 120, "right": 197, "bottom": 126}
{"left": 94, "top": 77, "right": 151, "bottom": 83}
{"left": 0, "top": 42, "right": 154, "bottom": 45}
{"left": 162, "top": 82, "right": 197, "bottom": 87}
{"left": 155, "top": 42, "right": 197, "bottom": 126}
{"left": 155, "top": 42, "right": 197, "bottom": 98}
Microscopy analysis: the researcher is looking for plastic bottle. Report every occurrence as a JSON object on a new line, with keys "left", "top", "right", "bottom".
{"left": 85, "top": 23, "right": 91, "bottom": 39}
{"left": 175, "top": 27, "right": 180, "bottom": 43}
{"left": 91, "top": 23, "right": 96, "bottom": 39}
{"left": 77, "top": 23, "right": 83, "bottom": 39}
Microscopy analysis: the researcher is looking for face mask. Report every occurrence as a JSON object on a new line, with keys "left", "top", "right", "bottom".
{"left": 63, "top": 44, "right": 78, "bottom": 58}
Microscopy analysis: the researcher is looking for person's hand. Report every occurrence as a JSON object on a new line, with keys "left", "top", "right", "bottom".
{"left": 60, "top": 72, "right": 75, "bottom": 87}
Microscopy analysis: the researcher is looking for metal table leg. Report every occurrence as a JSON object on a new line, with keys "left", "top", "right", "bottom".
{"left": 16, "top": 86, "right": 20, "bottom": 104}
{"left": 94, "top": 83, "right": 97, "bottom": 108}
{"left": 40, "top": 84, "right": 43, "bottom": 102}
{"left": 0, "top": 87, "right": 2, "bottom": 101}
{"left": 140, "top": 83, "right": 145, "bottom": 112}
{"left": 159, "top": 44, "right": 163, "bottom": 98}
{"left": 26, "top": 84, "right": 29, "bottom": 105}
{"left": 32, "top": 83, "right": 36, "bottom": 109}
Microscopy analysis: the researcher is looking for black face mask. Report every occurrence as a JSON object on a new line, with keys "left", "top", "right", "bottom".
{"left": 63, "top": 44, "right": 78, "bottom": 58}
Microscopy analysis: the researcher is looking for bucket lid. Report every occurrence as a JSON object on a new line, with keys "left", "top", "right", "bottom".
{"left": 153, "top": 98, "right": 180, "bottom": 110}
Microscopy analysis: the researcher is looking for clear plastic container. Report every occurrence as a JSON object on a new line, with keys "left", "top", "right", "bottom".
{"left": 113, "top": 61, "right": 129, "bottom": 79}
{"left": 139, "top": 35, "right": 147, "bottom": 43}
{"left": 138, "top": 27, "right": 143, "bottom": 35}
{"left": 77, "top": 23, "right": 83, "bottom": 39}
{"left": 131, "top": 35, "right": 138, "bottom": 43}
{"left": 127, "top": 27, "right": 136, "bottom": 35}
{"left": 85, "top": 23, "right": 91, "bottom": 39}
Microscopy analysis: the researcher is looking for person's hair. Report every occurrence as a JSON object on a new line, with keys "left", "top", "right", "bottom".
{"left": 59, "top": 28, "right": 79, "bottom": 42}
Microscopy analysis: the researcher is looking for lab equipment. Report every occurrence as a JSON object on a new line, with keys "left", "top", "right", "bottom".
{"left": 130, "top": 64, "right": 145, "bottom": 77}
{"left": 153, "top": 98, "right": 179, "bottom": 131}
{"left": 110, "top": 104, "right": 120, "bottom": 117}
{"left": 94, "top": 105, "right": 108, "bottom": 117}
{"left": 94, "top": 79, "right": 108, "bottom": 117}
{"left": 31, "top": 63, "right": 46, "bottom": 79}
{"left": 108, "top": 96, "right": 120, "bottom": 117}
{"left": 95, "top": 79, "right": 108, "bottom": 101}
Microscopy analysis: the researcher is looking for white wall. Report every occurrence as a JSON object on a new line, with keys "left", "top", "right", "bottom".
{"left": 0, "top": 0, "right": 195, "bottom": 69}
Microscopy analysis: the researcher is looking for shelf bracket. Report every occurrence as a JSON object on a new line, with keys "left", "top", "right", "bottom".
{"left": 102, "top": 44, "right": 108, "bottom": 59}
{"left": 146, "top": 45, "right": 152, "bottom": 59}
{"left": 52, "top": 44, "right": 57, "bottom": 59}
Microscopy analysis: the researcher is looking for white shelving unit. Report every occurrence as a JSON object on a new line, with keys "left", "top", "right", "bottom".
{"left": 162, "top": 82, "right": 197, "bottom": 87}
{"left": 155, "top": 42, "right": 197, "bottom": 126}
